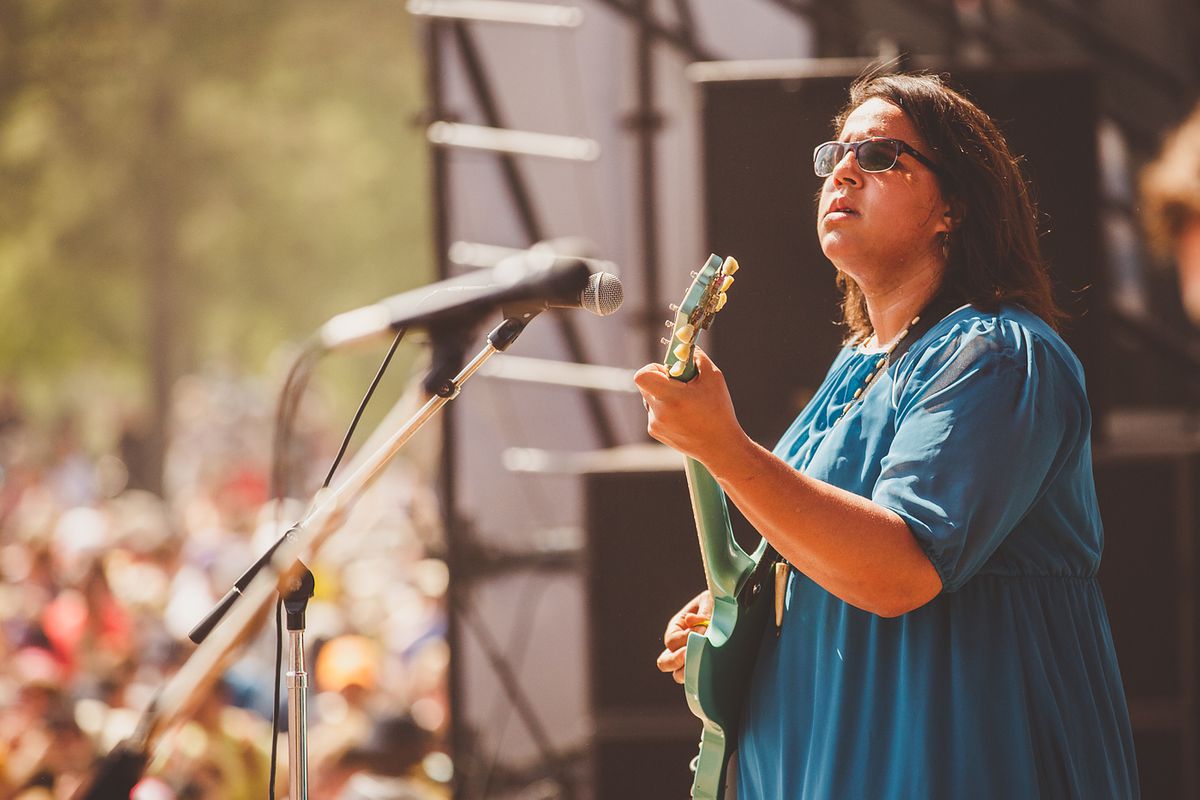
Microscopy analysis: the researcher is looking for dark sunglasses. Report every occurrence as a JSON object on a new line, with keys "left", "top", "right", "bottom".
{"left": 813, "top": 137, "right": 940, "bottom": 178}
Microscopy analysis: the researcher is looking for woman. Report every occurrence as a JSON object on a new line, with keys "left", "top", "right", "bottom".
{"left": 1141, "top": 100, "right": 1200, "bottom": 324}
{"left": 635, "top": 73, "right": 1139, "bottom": 799}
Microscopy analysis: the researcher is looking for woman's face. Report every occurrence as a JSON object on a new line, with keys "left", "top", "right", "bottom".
{"left": 1177, "top": 215, "right": 1200, "bottom": 325}
{"left": 817, "top": 97, "right": 952, "bottom": 290}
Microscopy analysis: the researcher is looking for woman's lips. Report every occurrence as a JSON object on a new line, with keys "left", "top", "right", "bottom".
{"left": 824, "top": 197, "right": 858, "bottom": 220}
{"left": 825, "top": 206, "right": 859, "bottom": 222}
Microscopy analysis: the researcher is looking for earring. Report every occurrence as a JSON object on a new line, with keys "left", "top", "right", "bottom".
{"left": 941, "top": 231, "right": 951, "bottom": 260}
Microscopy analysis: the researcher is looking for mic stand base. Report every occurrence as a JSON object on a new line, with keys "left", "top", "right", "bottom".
{"left": 73, "top": 741, "right": 148, "bottom": 800}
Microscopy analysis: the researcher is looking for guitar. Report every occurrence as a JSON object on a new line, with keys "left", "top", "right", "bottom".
{"left": 663, "top": 254, "right": 774, "bottom": 799}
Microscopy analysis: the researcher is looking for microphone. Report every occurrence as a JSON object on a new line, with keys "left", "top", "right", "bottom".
{"left": 504, "top": 269, "right": 623, "bottom": 319}
{"left": 319, "top": 255, "right": 622, "bottom": 350}
{"left": 578, "top": 270, "right": 624, "bottom": 315}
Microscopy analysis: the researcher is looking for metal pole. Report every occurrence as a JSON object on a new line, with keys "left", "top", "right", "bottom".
{"left": 282, "top": 562, "right": 315, "bottom": 800}
{"left": 287, "top": 627, "right": 309, "bottom": 800}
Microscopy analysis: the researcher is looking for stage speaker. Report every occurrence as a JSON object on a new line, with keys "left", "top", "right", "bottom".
{"left": 1094, "top": 442, "right": 1200, "bottom": 800}
{"left": 696, "top": 59, "right": 1106, "bottom": 446}
{"left": 583, "top": 464, "right": 710, "bottom": 798}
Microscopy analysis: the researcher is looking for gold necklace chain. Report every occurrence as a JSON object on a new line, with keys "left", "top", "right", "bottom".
{"left": 834, "top": 314, "right": 921, "bottom": 424}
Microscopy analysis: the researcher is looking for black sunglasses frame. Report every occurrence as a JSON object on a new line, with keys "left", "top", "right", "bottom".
{"left": 813, "top": 137, "right": 940, "bottom": 178}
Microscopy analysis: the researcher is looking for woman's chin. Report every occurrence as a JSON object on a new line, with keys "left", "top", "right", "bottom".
{"left": 819, "top": 235, "right": 864, "bottom": 267}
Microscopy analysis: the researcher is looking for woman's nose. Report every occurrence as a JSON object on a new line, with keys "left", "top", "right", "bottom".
{"left": 829, "top": 149, "right": 860, "bottom": 185}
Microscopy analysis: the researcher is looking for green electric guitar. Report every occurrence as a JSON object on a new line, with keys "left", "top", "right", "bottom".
{"left": 664, "top": 254, "right": 775, "bottom": 799}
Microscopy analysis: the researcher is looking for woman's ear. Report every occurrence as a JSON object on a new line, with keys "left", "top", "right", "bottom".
{"left": 943, "top": 198, "right": 966, "bottom": 232}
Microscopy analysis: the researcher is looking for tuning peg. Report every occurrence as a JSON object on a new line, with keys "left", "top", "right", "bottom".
{"left": 716, "top": 292, "right": 728, "bottom": 311}
{"left": 675, "top": 323, "right": 695, "bottom": 343}
{"left": 669, "top": 361, "right": 686, "bottom": 377}
{"left": 664, "top": 319, "right": 675, "bottom": 327}
{"left": 668, "top": 303, "right": 679, "bottom": 312}
{"left": 673, "top": 342, "right": 692, "bottom": 361}
{"left": 722, "top": 256, "right": 739, "bottom": 275}
{"left": 720, "top": 274, "right": 735, "bottom": 292}
{"left": 690, "top": 270, "right": 698, "bottom": 278}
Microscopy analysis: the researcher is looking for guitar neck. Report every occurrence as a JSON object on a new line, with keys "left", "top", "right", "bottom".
{"left": 664, "top": 254, "right": 755, "bottom": 603}
{"left": 683, "top": 457, "right": 754, "bottom": 602}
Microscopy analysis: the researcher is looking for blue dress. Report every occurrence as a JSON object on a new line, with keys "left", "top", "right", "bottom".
{"left": 737, "top": 305, "right": 1139, "bottom": 799}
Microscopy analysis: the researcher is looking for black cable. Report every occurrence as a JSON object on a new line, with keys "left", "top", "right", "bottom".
{"left": 322, "top": 327, "right": 408, "bottom": 489}
{"left": 264, "top": 326, "right": 408, "bottom": 799}
{"left": 268, "top": 597, "right": 283, "bottom": 800}
{"left": 266, "top": 347, "right": 318, "bottom": 800}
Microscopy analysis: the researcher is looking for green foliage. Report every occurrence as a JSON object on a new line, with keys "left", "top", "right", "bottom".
{"left": 0, "top": 0, "right": 433, "bottom": 413}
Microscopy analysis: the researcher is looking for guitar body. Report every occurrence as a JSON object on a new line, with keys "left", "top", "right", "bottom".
{"left": 663, "top": 255, "right": 773, "bottom": 799}
{"left": 682, "top": 482, "right": 773, "bottom": 799}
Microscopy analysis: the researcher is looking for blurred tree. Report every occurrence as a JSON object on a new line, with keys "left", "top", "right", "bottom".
{"left": 0, "top": 0, "right": 433, "bottom": 492}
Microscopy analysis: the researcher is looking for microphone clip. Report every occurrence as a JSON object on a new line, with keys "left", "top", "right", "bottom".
{"left": 423, "top": 316, "right": 532, "bottom": 398}
{"left": 424, "top": 323, "right": 475, "bottom": 398}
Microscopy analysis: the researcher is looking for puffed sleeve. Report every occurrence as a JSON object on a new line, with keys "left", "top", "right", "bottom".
{"left": 870, "top": 317, "right": 1086, "bottom": 592}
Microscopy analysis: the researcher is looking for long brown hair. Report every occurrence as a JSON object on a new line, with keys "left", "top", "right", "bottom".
{"left": 830, "top": 72, "right": 1064, "bottom": 341}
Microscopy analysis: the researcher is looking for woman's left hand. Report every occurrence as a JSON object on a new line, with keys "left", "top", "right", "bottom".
{"left": 633, "top": 347, "right": 748, "bottom": 468}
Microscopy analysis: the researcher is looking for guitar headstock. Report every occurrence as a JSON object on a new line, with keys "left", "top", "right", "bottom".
{"left": 662, "top": 254, "right": 739, "bottom": 382}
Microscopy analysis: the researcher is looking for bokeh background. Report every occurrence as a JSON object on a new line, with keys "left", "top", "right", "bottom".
{"left": 1, "top": 1, "right": 1199, "bottom": 799}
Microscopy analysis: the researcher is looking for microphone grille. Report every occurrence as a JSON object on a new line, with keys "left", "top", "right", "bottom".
{"left": 582, "top": 272, "right": 624, "bottom": 316}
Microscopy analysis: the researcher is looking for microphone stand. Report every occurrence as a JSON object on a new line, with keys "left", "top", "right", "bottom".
{"left": 281, "top": 562, "right": 315, "bottom": 800}
{"left": 75, "top": 314, "right": 534, "bottom": 800}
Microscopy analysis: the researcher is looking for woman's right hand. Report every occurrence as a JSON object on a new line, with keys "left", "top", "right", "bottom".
{"left": 656, "top": 590, "right": 713, "bottom": 684}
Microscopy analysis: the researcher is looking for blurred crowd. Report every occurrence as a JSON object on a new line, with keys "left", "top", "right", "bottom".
{"left": 0, "top": 369, "right": 452, "bottom": 800}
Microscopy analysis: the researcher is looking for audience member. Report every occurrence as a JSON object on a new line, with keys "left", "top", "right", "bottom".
{"left": 1141, "top": 102, "right": 1200, "bottom": 324}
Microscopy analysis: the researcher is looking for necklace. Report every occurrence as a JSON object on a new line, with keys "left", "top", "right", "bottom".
{"left": 834, "top": 314, "right": 921, "bottom": 424}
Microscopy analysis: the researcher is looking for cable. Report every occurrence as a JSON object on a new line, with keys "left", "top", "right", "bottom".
{"left": 270, "top": 345, "right": 321, "bottom": 508}
{"left": 265, "top": 346, "right": 319, "bottom": 800}
{"left": 263, "top": 326, "right": 408, "bottom": 799}
{"left": 322, "top": 327, "right": 408, "bottom": 489}
{"left": 267, "top": 597, "right": 283, "bottom": 800}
